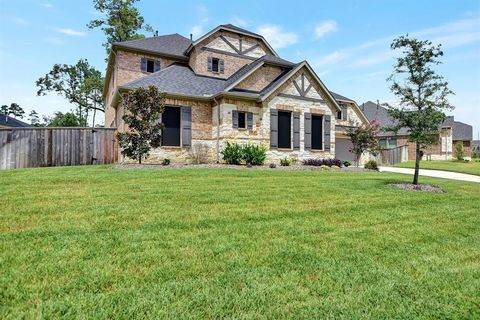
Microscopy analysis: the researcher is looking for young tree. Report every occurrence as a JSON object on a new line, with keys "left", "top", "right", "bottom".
{"left": 386, "top": 35, "right": 454, "bottom": 185}
{"left": 346, "top": 119, "right": 380, "bottom": 167}
{"left": 36, "top": 59, "right": 105, "bottom": 126}
{"left": 87, "top": 0, "right": 153, "bottom": 57}
{"left": 8, "top": 103, "right": 25, "bottom": 119}
{"left": 117, "top": 86, "right": 165, "bottom": 164}
{"left": 1, "top": 105, "right": 9, "bottom": 122}
{"left": 28, "top": 110, "right": 42, "bottom": 127}
{"left": 83, "top": 73, "right": 104, "bottom": 127}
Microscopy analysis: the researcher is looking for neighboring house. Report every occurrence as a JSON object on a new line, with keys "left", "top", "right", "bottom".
{"left": 104, "top": 24, "right": 369, "bottom": 163}
{"left": 360, "top": 101, "right": 473, "bottom": 160}
{"left": 0, "top": 113, "right": 32, "bottom": 128}
{"left": 472, "top": 140, "right": 480, "bottom": 156}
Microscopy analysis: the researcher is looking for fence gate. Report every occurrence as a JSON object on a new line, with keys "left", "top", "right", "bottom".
{"left": 0, "top": 127, "right": 118, "bottom": 170}
{"left": 375, "top": 145, "right": 408, "bottom": 166}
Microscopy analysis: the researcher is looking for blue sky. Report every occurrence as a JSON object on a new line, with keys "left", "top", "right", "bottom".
{"left": 0, "top": 0, "right": 479, "bottom": 136}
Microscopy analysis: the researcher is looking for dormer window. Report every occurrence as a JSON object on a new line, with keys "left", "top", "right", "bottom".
{"left": 208, "top": 57, "right": 224, "bottom": 74}
{"left": 336, "top": 111, "right": 342, "bottom": 120}
{"left": 141, "top": 58, "right": 160, "bottom": 73}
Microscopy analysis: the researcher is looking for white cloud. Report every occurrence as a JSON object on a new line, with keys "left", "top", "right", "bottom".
{"left": 41, "top": 3, "right": 53, "bottom": 8}
{"left": 255, "top": 25, "right": 298, "bottom": 49}
{"left": 189, "top": 5, "right": 209, "bottom": 39}
{"left": 316, "top": 51, "right": 348, "bottom": 67}
{"left": 314, "top": 20, "right": 337, "bottom": 39}
{"left": 45, "top": 37, "right": 63, "bottom": 45}
{"left": 12, "top": 17, "right": 28, "bottom": 26}
{"left": 230, "top": 17, "right": 249, "bottom": 27}
{"left": 57, "top": 28, "right": 86, "bottom": 37}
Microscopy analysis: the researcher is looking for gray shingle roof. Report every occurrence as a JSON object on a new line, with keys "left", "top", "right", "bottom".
{"left": 0, "top": 113, "right": 32, "bottom": 127}
{"left": 452, "top": 121, "right": 473, "bottom": 141}
{"left": 122, "top": 63, "right": 225, "bottom": 96}
{"left": 360, "top": 101, "right": 473, "bottom": 139}
{"left": 220, "top": 24, "right": 262, "bottom": 38}
{"left": 330, "top": 92, "right": 354, "bottom": 102}
{"left": 113, "top": 34, "right": 191, "bottom": 58}
{"left": 472, "top": 140, "right": 480, "bottom": 152}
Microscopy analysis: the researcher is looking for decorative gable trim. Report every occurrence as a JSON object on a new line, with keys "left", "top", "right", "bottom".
{"left": 186, "top": 25, "right": 278, "bottom": 57}
{"left": 261, "top": 61, "right": 342, "bottom": 112}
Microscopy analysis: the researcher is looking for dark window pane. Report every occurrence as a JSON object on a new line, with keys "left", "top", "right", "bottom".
{"left": 146, "top": 59, "right": 155, "bottom": 73}
{"left": 337, "top": 111, "right": 342, "bottom": 120}
{"left": 379, "top": 139, "right": 387, "bottom": 147}
{"left": 212, "top": 58, "right": 219, "bottom": 72}
{"left": 389, "top": 138, "right": 397, "bottom": 148}
{"left": 312, "top": 115, "right": 323, "bottom": 150}
{"left": 238, "top": 112, "right": 246, "bottom": 128}
{"left": 278, "top": 111, "right": 291, "bottom": 149}
{"left": 162, "top": 106, "right": 181, "bottom": 146}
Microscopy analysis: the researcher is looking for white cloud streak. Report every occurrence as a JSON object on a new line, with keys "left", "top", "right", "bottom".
{"left": 255, "top": 25, "right": 298, "bottom": 49}
{"left": 314, "top": 20, "right": 337, "bottom": 39}
{"left": 57, "top": 28, "right": 87, "bottom": 37}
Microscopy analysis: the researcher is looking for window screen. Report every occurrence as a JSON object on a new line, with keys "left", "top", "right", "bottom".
{"left": 278, "top": 111, "right": 291, "bottom": 149}
{"left": 146, "top": 60, "right": 155, "bottom": 73}
{"left": 162, "top": 106, "right": 181, "bottom": 146}
{"left": 312, "top": 115, "right": 323, "bottom": 150}
{"left": 212, "top": 58, "right": 219, "bottom": 72}
{"left": 238, "top": 112, "right": 246, "bottom": 128}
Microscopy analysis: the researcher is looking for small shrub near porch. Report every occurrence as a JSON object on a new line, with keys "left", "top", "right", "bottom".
{"left": 221, "top": 141, "right": 267, "bottom": 165}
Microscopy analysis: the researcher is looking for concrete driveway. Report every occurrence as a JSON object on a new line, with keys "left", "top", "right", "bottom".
{"left": 379, "top": 166, "right": 480, "bottom": 183}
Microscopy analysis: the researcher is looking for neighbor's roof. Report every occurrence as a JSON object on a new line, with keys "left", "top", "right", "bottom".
{"left": 452, "top": 121, "right": 473, "bottom": 141}
{"left": 112, "top": 33, "right": 191, "bottom": 58}
{"left": 360, "top": 101, "right": 473, "bottom": 138}
{"left": 0, "top": 113, "right": 32, "bottom": 128}
{"left": 472, "top": 140, "right": 480, "bottom": 151}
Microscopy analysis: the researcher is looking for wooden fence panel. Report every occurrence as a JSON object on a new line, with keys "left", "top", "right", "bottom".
{"left": 0, "top": 128, "right": 118, "bottom": 170}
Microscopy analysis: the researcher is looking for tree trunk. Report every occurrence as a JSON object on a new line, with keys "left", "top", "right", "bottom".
{"left": 139, "top": 154, "right": 142, "bottom": 164}
{"left": 413, "top": 142, "right": 421, "bottom": 185}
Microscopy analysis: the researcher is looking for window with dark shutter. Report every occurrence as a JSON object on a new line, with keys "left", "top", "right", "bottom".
{"left": 238, "top": 112, "right": 246, "bottom": 129}
{"left": 162, "top": 106, "right": 181, "bottom": 146}
{"left": 211, "top": 58, "right": 220, "bottom": 72}
{"left": 278, "top": 111, "right": 291, "bottom": 149}
{"left": 146, "top": 60, "right": 155, "bottom": 73}
{"left": 142, "top": 58, "right": 159, "bottom": 73}
{"left": 336, "top": 111, "right": 342, "bottom": 120}
{"left": 311, "top": 115, "right": 323, "bottom": 150}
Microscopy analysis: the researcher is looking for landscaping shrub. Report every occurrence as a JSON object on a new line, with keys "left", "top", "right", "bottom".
{"left": 303, "top": 158, "right": 343, "bottom": 167}
{"left": 320, "top": 165, "right": 330, "bottom": 170}
{"left": 280, "top": 158, "right": 291, "bottom": 166}
{"left": 269, "top": 163, "right": 276, "bottom": 168}
{"left": 330, "top": 165, "right": 340, "bottom": 170}
{"left": 162, "top": 158, "right": 170, "bottom": 166}
{"left": 343, "top": 160, "right": 351, "bottom": 167}
{"left": 364, "top": 160, "right": 379, "bottom": 170}
{"left": 221, "top": 141, "right": 243, "bottom": 165}
{"left": 221, "top": 141, "right": 266, "bottom": 165}
{"left": 455, "top": 141, "right": 464, "bottom": 160}
{"left": 243, "top": 143, "right": 267, "bottom": 165}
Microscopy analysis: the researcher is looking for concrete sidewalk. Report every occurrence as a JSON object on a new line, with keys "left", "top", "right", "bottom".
{"left": 379, "top": 166, "right": 480, "bottom": 183}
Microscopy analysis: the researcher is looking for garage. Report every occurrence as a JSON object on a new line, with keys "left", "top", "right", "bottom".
{"left": 335, "top": 137, "right": 355, "bottom": 161}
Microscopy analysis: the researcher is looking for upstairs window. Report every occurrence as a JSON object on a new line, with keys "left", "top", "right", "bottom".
{"left": 208, "top": 57, "right": 224, "bottom": 74}
{"left": 212, "top": 58, "right": 219, "bottom": 72}
{"left": 336, "top": 111, "right": 342, "bottom": 120}
{"left": 141, "top": 58, "right": 160, "bottom": 73}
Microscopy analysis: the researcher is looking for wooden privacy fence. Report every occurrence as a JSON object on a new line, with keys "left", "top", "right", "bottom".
{"left": 0, "top": 127, "right": 119, "bottom": 170}
{"left": 374, "top": 145, "right": 409, "bottom": 166}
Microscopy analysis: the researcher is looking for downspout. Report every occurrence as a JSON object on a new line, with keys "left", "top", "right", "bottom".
{"left": 214, "top": 97, "right": 220, "bottom": 163}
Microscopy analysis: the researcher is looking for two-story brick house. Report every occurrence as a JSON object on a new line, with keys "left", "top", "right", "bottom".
{"left": 104, "top": 24, "right": 369, "bottom": 163}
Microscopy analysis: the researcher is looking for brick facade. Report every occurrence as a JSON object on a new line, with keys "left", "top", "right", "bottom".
{"left": 235, "top": 65, "right": 284, "bottom": 92}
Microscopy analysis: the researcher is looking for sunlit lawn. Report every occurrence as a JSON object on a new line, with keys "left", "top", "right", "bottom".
{"left": 395, "top": 159, "right": 480, "bottom": 176}
{"left": 1, "top": 165, "right": 479, "bottom": 318}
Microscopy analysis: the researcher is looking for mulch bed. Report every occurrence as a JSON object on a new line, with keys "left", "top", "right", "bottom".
{"left": 391, "top": 183, "right": 444, "bottom": 193}
{"left": 114, "top": 163, "right": 373, "bottom": 172}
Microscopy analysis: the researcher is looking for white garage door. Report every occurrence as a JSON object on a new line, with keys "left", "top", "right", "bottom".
{"left": 335, "top": 138, "right": 355, "bottom": 161}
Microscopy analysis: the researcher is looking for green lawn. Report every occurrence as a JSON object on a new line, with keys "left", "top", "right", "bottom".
{"left": 395, "top": 160, "right": 480, "bottom": 176}
{"left": 1, "top": 166, "right": 479, "bottom": 319}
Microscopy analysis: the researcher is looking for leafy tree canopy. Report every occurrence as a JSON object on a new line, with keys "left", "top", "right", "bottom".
{"left": 44, "top": 112, "right": 83, "bottom": 127}
{"left": 87, "top": 0, "right": 153, "bottom": 56}
{"left": 386, "top": 35, "right": 454, "bottom": 184}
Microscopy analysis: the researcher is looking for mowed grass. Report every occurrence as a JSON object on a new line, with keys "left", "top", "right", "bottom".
{"left": 1, "top": 166, "right": 479, "bottom": 319}
{"left": 395, "top": 159, "right": 480, "bottom": 176}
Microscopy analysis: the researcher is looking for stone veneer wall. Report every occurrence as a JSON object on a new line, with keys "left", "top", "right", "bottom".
{"left": 235, "top": 65, "right": 284, "bottom": 92}
{"left": 188, "top": 30, "right": 272, "bottom": 79}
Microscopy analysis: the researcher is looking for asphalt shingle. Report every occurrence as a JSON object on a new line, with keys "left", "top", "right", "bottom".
{"left": 0, "top": 113, "right": 32, "bottom": 127}
{"left": 113, "top": 34, "right": 191, "bottom": 58}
